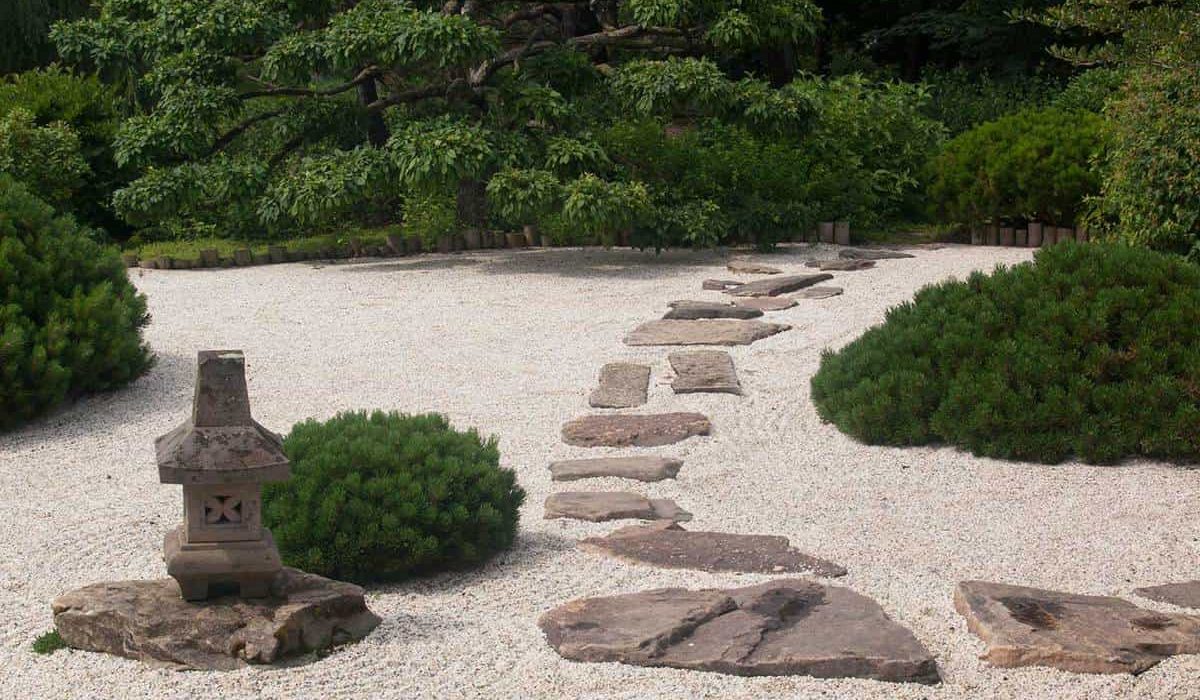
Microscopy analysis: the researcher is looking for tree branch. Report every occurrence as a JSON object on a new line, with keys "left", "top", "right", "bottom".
{"left": 210, "top": 107, "right": 290, "bottom": 154}
{"left": 238, "top": 67, "right": 379, "bottom": 100}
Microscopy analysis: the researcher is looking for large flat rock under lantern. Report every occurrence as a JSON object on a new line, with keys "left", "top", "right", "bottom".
{"left": 1134, "top": 581, "right": 1200, "bottom": 609}
{"left": 580, "top": 521, "right": 846, "bottom": 577}
{"left": 539, "top": 578, "right": 938, "bottom": 683}
{"left": 51, "top": 567, "right": 381, "bottom": 671}
{"left": 625, "top": 319, "right": 790, "bottom": 346}
{"left": 588, "top": 362, "right": 651, "bottom": 408}
{"left": 839, "top": 248, "right": 915, "bottom": 260}
{"left": 727, "top": 260, "right": 783, "bottom": 275}
{"left": 544, "top": 492, "right": 692, "bottom": 523}
{"left": 669, "top": 350, "right": 741, "bottom": 395}
{"left": 562, "top": 413, "right": 712, "bottom": 447}
{"left": 723, "top": 274, "right": 833, "bottom": 297}
{"left": 550, "top": 456, "right": 683, "bottom": 482}
{"left": 954, "top": 580, "right": 1200, "bottom": 674}
{"left": 664, "top": 300, "right": 763, "bottom": 320}
{"left": 804, "top": 259, "right": 876, "bottom": 271}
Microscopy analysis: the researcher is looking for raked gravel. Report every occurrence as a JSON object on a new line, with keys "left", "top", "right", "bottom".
{"left": 2, "top": 243, "right": 1198, "bottom": 700}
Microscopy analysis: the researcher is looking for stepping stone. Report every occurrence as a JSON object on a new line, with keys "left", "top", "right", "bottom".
{"left": 550, "top": 456, "right": 683, "bottom": 482}
{"left": 804, "top": 259, "right": 875, "bottom": 271}
{"left": 669, "top": 350, "right": 741, "bottom": 395}
{"left": 625, "top": 319, "right": 789, "bottom": 346}
{"left": 588, "top": 362, "right": 650, "bottom": 408}
{"left": 733, "top": 296, "right": 797, "bottom": 311}
{"left": 539, "top": 578, "right": 939, "bottom": 683}
{"left": 580, "top": 521, "right": 846, "bottom": 577}
{"left": 794, "top": 286, "right": 843, "bottom": 299}
{"left": 544, "top": 492, "right": 691, "bottom": 523}
{"left": 1135, "top": 581, "right": 1200, "bottom": 609}
{"left": 839, "top": 248, "right": 914, "bottom": 260}
{"left": 562, "top": 413, "right": 712, "bottom": 447}
{"left": 727, "top": 260, "right": 782, "bottom": 275}
{"left": 955, "top": 580, "right": 1200, "bottom": 674}
{"left": 702, "top": 279, "right": 743, "bottom": 290}
{"left": 724, "top": 273, "right": 833, "bottom": 297}
{"left": 664, "top": 300, "right": 762, "bottom": 320}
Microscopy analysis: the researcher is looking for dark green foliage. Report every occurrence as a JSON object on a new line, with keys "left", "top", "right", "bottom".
{"left": 263, "top": 411, "right": 525, "bottom": 584}
{"left": 0, "top": 0, "right": 90, "bottom": 73}
{"left": 0, "top": 176, "right": 151, "bottom": 430}
{"left": 811, "top": 243, "right": 1200, "bottom": 465}
{"left": 32, "top": 630, "right": 67, "bottom": 654}
{"left": 921, "top": 68, "right": 1062, "bottom": 135}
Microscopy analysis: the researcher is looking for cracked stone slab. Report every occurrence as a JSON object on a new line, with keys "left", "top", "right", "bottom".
{"left": 702, "top": 279, "right": 744, "bottom": 290}
{"left": 839, "top": 248, "right": 915, "bottom": 260}
{"left": 544, "top": 492, "right": 692, "bottom": 523}
{"left": 955, "top": 580, "right": 1200, "bottom": 674}
{"left": 589, "top": 362, "right": 651, "bottom": 408}
{"left": 539, "top": 578, "right": 938, "bottom": 683}
{"left": 727, "top": 260, "right": 782, "bottom": 275}
{"left": 562, "top": 413, "right": 712, "bottom": 447}
{"left": 669, "top": 350, "right": 741, "bottom": 395}
{"left": 724, "top": 274, "right": 833, "bottom": 297}
{"left": 625, "top": 319, "right": 790, "bottom": 346}
{"left": 804, "top": 259, "right": 875, "bottom": 271}
{"left": 794, "top": 286, "right": 843, "bottom": 299}
{"left": 550, "top": 456, "right": 683, "bottom": 482}
{"left": 733, "top": 296, "right": 797, "bottom": 311}
{"left": 581, "top": 521, "right": 846, "bottom": 577}
{"left": 1135, "top": 581, "right": 1200, "bottom": 609}
{"left": 664, "top": 300, "right": 763, "bottom": 320}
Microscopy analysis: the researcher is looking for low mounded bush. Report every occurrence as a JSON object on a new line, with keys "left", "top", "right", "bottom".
{"left": 263, "top": 411, "right": 525, "bottom": 584}
{"left": 811, "top": 243, "right": 1200, "bottom": 465}
{"left": 0, "top": 175, "right": 151, "bottom": 430}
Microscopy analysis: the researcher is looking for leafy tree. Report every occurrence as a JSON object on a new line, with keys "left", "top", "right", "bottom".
{"left": 0, "top": 0, "right": 90, "bottom": 73}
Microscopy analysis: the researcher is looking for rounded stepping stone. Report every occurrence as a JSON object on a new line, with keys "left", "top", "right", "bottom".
{"left": 702, "top": 279, "right": 743, "bottom": 290}
{"left": 839, "top": 248, "right": 914, "bottom": 260}
{"left": 955, "top": 580, "right": 1200, "bottom": 674}
{"left": 1134, "top": 581, "right": 1200, "bottom": 609}
{"left": 562, "top": 413, "right": 712, "bottom": 447}
{"left": 625, "top": 319, "right": 790, "bottom": 346}
{"left": 727, "top": 260, "right": 782, "bottom": 275}
{"left": 724, "top": 273, "right": 833, "bottom": 297}
{"left": 544, "top": 492, "right": 691, "bottom": 523}
{"left": 804, "top": 259, "right": 875, "bottom": 271}
{"left": 538, "top": 578, "right": 939, "bottom": 684}
{"left": 733, "top": 296, "right": 797, "bottom": 311}
{"left": 580, "top": 521, "right": 846, "bottom": 577}
{"left": 669, "top": 350, "right": 740, "bottom": 395}
{"left": 589, "top": 362, "right": 650, "bottom": 408}
{"left": 550, "top": 456, "right": 683, "bottom": 482}
{"left": 794, "top": 286, "right": 843, "bottom": 299}
{"left": 663, "top": 301, "right": 762, "bottom": 320}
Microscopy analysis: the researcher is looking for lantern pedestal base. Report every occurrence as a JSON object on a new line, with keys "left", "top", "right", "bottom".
{"left": 164, "top": 526, "right": 282, "bottom": 601}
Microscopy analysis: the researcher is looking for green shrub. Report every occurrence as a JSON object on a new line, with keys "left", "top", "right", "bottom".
{"left": 32, "top": 630, "right": 67, "bottom": 655}
{"left": 0, "top": 175, "right": 151, "bottom": 430}
{"left": 811, "top": 243, "right": 1200, "bottom": 465}
{"left": 263, "top": 411, "right": 525, "bottom": 584}
{"left": 921, "top": 68, "right": 1061, "bottom": 135}
{"left": 927, "top": 107, "right": 1104, "bottom": 227}
{"left": 1053, "top": 67, "right": 1125, "bottom": 114}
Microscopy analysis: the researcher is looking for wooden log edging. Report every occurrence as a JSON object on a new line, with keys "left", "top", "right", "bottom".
{"left": 966, "top": 221, "right": 1091, "bottom": 248}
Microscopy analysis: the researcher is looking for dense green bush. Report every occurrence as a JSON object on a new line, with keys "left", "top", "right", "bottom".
{"left": 811, "top": 243, "right": 1200, "bottom": 465}
{"left": 921, "top": 68, "right": 1061, "bottom": 135}
{"left": 0, "top": 175, "right": 151, "bottom": 430}
{"left": 263, "top": 411, "right": 525, "bottom": 584}
{"left": 926, "top": 107, "right": 1104, "bottom": 227}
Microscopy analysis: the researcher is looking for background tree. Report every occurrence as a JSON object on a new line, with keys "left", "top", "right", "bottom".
{"left": 0, "top": 0, "right": 91, "bottom": 74}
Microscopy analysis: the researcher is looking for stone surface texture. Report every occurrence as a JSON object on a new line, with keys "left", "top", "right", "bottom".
{"left": 702, "top": 279, "right": 743, "bottom": 290}
{"left": 1134, "top": 581, "right": 1200, "bottom": 609}
{"left": 544, "top": 492, "right": 692, "bottom": 523}
{"left": 839, "top": 249, "right": 915, "bottom": 260}
{"left": 625, "top": 319, "right": 790, "bottom": 346}
{"left": 805, "top": 259, "right": 875, "bottom": 271}
{"left": 724, "top": 274, "right": 833, "bottom": 297}
{"left": 549, "top": 456, "right": 683, "bottom": 482}
{"left": 51, "top": 568, "right": 381, "bottom": 671}
{"left": 539, "top": 578, "right": 939, "bottom": 683}
{"left": 727, "top": 260, "right": 783, "bottom": 275}
{"left": 562, "top": 413, "right": 712, "bottom": 447}
{"left": 588, "top": 362, "right": 651, "bottom": 408}
{"left": 664, "top": 301, "right": 763, "bottom": 320}
{"left": 669, "top": 350, "right": 741, "bottom": 395}
{"left": 794, "top": 286, "right": 843, "bottom": 300}
{"left": 733, "top": 296, "right": 798, "bottom": 311}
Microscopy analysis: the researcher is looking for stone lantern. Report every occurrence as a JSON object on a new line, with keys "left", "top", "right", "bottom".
{"left": 156, "top": 350, "right": 290, "bottom": 601}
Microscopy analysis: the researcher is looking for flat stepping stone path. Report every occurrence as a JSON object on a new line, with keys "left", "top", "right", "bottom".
{"left": 544, "top": 492, "right": 692, "bottom": 523}
{"left": 625, "top": 319, "right": 790, "bottom": 346}
{"left": 539, "top": 578, "right": 938, "bottom": 683}
{"left": 1135, "top": 581, "right": 1200, "bottom": 609}
{"left": 727, "top": 260, "right": 782, "bottom": 275}
{"left": 734, "top": 296, "right": 797, "bottom": 311}
{"left": 839, "top": 248, "right": 915, "bottom": 260}
{"left": 562, "top": 413, "right": 712, "bottom": 447}
{"left": 664, "top": 300, "right": 763, "bottom": 320}
{"left": 669, "top": 350, "right": 741, "bottom": 395}
{"left": 588, "top": 362, "right": 650, "bottom": 408}
{"left": 724, "top": 273, "right": 833, "bottom": 297}
{"left": 805, "top": 259, "right": 875, "bottom": 271}
{"left": 794, "top": 286, "right": 843, "bottom": 299}
{"left": 550, "top": 456, "right": 683, "bottom": 482}
{"left": 580, "top": 521, "right": 846, "bottom": 577}
{"left": 955, "top": 580, "right": 1200, "bottom": 674}
{"left": 702, "top": 279, "right": 743, "bottom": 290}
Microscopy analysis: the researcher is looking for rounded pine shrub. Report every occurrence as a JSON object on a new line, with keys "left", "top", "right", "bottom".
{"left": 811, "top": 243, "right": 1200, "bottom": 465}
{"left": 263, "top": 411, "right": 525, "bottom": 584}
{"left": 0, "top": 175, "right": 151, "bottom": 430}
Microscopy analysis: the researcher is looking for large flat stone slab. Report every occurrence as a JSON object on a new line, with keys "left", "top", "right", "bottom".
{"left": 724, "top": 274, "right": 833, "bottom": 297}
{"left": 727, "top": 260, "right": 782, "bottom": 275}
{"left": 805, "top": 259, "right": 875, "bottom": 271}
{"left": 581, "top": 521, "right": 846, "bottom": 577}
{"left": 550, "top": 456, "right": 683, "bottom": 482}
{"left": 664, "top": 300, "right": 763, "bottom": 320}
{"left": 794, "top": 286, "right": 843, "bottom": 299}
{"left": 839, "top": 248, "right": 914, "bottom": 260}
{"left": 625, "top": 319, "right": 790, "bottom": 346}
{"left": 589, "top": 362, "right": 650, "bottom": 408}
{"left": 544, "top": 492, "right": 692, "bottom": 523}
{"left": 562, "top": 413, "right": 712, "bottom": 447}
{"left": 702, "top": 279, "right": 743, "bottom": 290}
{"left": 669, "top": 350, "right": 741, "bottom": 395}
{"left": 539, "top": 578, "right": 938, "bottom": 683}
{"left": 51, "top": 568, "right": 380, "bottom": 670}
{"left": 1135, "top": 581, "right": 1200, "bottom": 609}
{"left": 733, "top": 296, "right": 797, "bottom": 311}
{"left": 955, "top": 580, "right": 1200, "bottom": 674}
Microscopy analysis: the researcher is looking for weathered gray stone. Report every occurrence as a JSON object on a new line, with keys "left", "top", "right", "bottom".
{"left": 544, "top": 492, "right": 692, "bottom": 523}
{"left": 550, "top": 456, "right": 683, "bottom": 482}
{"left": 625, "top": 319, "right": 790, "bottom": 346}
{"left": 562, "top": 413, "right": 712, "bottom": 447}
{"left": 669, "top": 350, "right": 741, "bottom": 395}
{"left": 588, "top": 362, "right": 651, "bottom": 408}
{"left": 539, "top": 578, "right": 938, "bottom": 683}
{"left": 1135, "top": 581, "right": 1200, "bottom": 609}
{"left": 839, "top": 248, "right": 915, "bottom": 260}
{"left": 727, "top": 260, "right": 782, "bottom": 275}
{"left": 51, "top": 568, "right": 381, "bottom": 671}
{"left": 733, "top": 296, "right": 798, "bottom": 311}
{"left": 794, "top": 286, "right": 843, "bottom": 299}
{"left": 804, "top": 259, "right": 875, "bottom": 271}
{"left": 702, "top": 279, "right": 743, "bottom": 291}
{"left": 581, "top": 521, "right": 846, "bottom": 577}
{"left": 664, "top": 301, "right": 763, "bottom": 320}
{"left": 955, "top": 580, "right": 1200, "bottom": 674}
{"left": 724, "top": 274, "right": 833, "bottom": 297}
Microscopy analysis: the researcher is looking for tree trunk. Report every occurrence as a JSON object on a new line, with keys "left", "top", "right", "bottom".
{"left": 357, "top": 76, "right": 389, "bottom": 147}
{"left": 456, "top": 178, "right": 488, "bottom": 231}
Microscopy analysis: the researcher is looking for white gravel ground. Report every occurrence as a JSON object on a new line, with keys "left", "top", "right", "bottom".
{"left": 2, "top": 243, "right": 1199, "bottom": 700}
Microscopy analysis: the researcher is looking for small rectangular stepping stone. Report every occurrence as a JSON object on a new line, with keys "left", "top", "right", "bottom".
{"left": 588, "top": 362, "right": 650, "bottom": 408}
{"left": 625, "top": 319, "right": 790, "bottom": 346}
{"left": 724, "top": 274, "right": 833, "bottom": 297}
{"left": 562, "top": 413, "right": 711, "bottom": 447}
{"left": 727, "top": 260, "right": 782, "bottom": 275}
{"left": 839, "top": 248, "right": 914, "bottom": 260}
{"left": 1134, "top": 581, "right": 1200, "bottom": 609}
{"left": 794, "top": 286, "right": 843, "bottom": 299}
{"left": 734, "top": 296, "right": 797, "bottom": 311}
{"left": 804, "top": 259, "right": 875, "bottom": 271}
{"left": 544, "top": 492, "right": 691, "bottom": 523}
{"left": 702, "top": 279, "right": 743, "bottom": 290}
{"left": 663, "top": 301, "right": 762, "bottom": 320}
{"left": 669, "top": 350, "right": 741, "bottom": 395}
{"left": 550, "top": 456, "right": 683, "bottom": 482}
